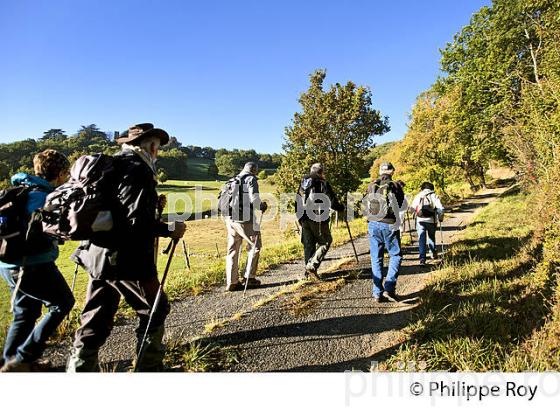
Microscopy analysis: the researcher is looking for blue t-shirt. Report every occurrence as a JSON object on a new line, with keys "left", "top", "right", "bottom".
{"left": 0, "top": 173, "right": 59, "bottom": 269}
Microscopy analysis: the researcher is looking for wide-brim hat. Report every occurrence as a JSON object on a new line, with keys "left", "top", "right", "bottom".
{"left": 116, "top": 123, "right": 169, "bottom": 146}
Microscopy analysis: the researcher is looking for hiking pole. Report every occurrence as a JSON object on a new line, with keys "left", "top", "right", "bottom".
{"left": 135, "top": 238, "right": 178, "bottom": 372}
{"left": 181, "top": 239, "right": 190, "bottom": 270}
{"left": 243, "top": 212, "right": 264, "bottom": 298}
{"left": 70, "top": 263, "right": 79, "bottom": 293}
{"left": 406, "top": 210, "right": 414, "bottom": 245}
{"left": 344, "top": 216, "right": 359, "bottom": 265}
{"left": 439, "top": 219, "right": 444, "bottom": 255}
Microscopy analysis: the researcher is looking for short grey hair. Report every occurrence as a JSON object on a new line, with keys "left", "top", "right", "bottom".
{"left": 243, "top": 162, "right": 258, "bottom": 174}
{"left": 310, "top": 163, "right": 324, "bottom": 176}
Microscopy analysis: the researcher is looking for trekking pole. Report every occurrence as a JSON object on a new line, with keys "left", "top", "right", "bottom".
{"left": 181, "top": 239, "right": 190, "bottom": 270}
{"left": 243, "top": 212, "right": 264, "bottom": 298}
{"left": 344, "top": 216, "right": 359, "bottom": 265}
{"left": 70, "top": 263, "right": 79, "bottom": 293}
{"left": 440, "top": 219, "right": 444, "bottom": 255}
{"left": 406, "top": 211, "right": 414, "bottom": 245}
{"left": 135, "top": 238, "right": 178, "bottom": 372}
{"left": 10, "top": 258, "right": 26, "bottom": 312}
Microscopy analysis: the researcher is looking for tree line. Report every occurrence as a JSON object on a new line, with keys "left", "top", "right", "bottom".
{"left": 0, "top": 125, "right": 283, "bottom": 186}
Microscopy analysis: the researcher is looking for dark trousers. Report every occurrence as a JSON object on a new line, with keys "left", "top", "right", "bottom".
{"left": 301, "top": 219, "right": 333, "bottom": 271}
{"left": 0, "top": 263, "right": 75, "bottom": 363}
{"left": 73, "top": 276, "right": 170, "bottom": 351}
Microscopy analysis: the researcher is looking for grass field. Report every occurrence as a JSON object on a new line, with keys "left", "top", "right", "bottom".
{"left": 384, "top": 191, "right": 559, "bottom": 371}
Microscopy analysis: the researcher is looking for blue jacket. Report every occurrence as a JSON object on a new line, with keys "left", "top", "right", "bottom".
{"left": 0, "top": 173, "right": 59, "bottom": 269}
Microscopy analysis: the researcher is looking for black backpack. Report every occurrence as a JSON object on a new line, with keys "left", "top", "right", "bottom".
{"left": 415, "top": 192, "right": 436, "bottom": 218}
{"left": 217, "top": 175, "right": 250, "bottom": 221}
{"left": 41, "top": 154, "right": 116, "bottom": 241}
{"left": 298, "top": 177, "right": 329, "bottom": 220}
{"left": 365, "top": 179, "right": 396, "bottom": 221}
{"left": 0, "top": 186, "right": 52, "bottom": 263}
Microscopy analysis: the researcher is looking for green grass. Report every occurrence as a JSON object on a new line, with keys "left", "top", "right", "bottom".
{"left": 384, "top": 191, "right": 560, "bottom": 371}
{"left": 185, "top": 158, "right": 217, "bottom": 181}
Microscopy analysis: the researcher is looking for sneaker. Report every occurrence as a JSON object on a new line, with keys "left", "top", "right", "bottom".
{"left": 431, "top": 251, "right": 439, "bottom": 260}
{"left": 0, "top": 358, "right": 32, "bottom": 372}
{"left": 419, "top": 259, "right": 426, "bottom": 265}
{"left": 225, "top": 282, "right": 244, "bottom": 292}
{"left": 241, "top": 278, "right": 261, "bottom": 288}
{"left": 383, "top": 291, "right": 402, "bottom": 303}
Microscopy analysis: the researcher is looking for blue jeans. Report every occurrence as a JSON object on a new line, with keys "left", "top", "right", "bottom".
{"left": 0, "top": 263, "right": 74, "bottom": 363}
{"left": 368, "top": 221, "right": 402, "bottom": 297}
{"left": 417, "top": 222, "right": 437, "bottom": 261}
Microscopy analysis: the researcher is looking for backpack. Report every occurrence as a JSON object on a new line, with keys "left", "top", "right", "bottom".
{"left": 415, "top": 192, "right": 436, "bottom": 218}
{"left": 365, "top": 179, "right": 396, "bottom": 221}
{"left": 217, "top": 175, "right": 250, "bottom": 221}
{"left": 0, "top": 186, "right": 52, "bottom": 263}
{"left": 41, "top": 154, "right": 116, "bottom": 241}
{"left": 298, "top": 177, "right": 329, "bottom": 220}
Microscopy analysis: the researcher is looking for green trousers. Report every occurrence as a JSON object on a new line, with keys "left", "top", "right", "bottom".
{"left": 301, "top": 219, "right": 333, "bottom": 271}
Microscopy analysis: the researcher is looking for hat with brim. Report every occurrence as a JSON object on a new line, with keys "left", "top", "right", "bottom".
{"left": 115, "top": 123, "right": 170, "bottom": 146}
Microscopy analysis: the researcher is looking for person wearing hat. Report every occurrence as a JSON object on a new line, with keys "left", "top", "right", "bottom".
{"left": 67, "top": 123, "right": 186, "bottom": 372}
{"left": 296, "top": 163, "right": 344, "bottom": 280}
{"left": 365, "top": 162, "right": 406, "bottom": 302}
{"left": 224, "top": 162, "right": 268, "bottom": 291}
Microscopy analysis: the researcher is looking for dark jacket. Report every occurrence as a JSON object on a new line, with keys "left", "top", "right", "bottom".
{"left": 296, "top": 175, "right": 344, "bottom": 223}
{"left": 366, "top": 175, "right": 405, "bottom": 224}
{"left": 73, "top": 149, "right": 170, "bottom": 280}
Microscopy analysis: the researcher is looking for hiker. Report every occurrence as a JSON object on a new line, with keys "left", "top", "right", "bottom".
{"left": 365, "top": 162, "right": 406, "bottom": 303}
{"left": 66, "top": 123, "right": 186, "bottom": 372}
{"left": 410, "top": 181, "right": 444, "bottom": 264}
{"left": 223, "top": 162, "right": 268, "bottom": 292}
{"left": 0, "top": 149, "right": 74, "bottom": 372}
{"left": 296, "top": 163, "right": 344, "bottom": 280}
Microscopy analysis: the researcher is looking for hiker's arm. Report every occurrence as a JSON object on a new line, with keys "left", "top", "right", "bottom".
{"left": 117, "top": 172, "right": 169, "bottom": 238}
{"left": 326, "top": 182, "right": 344, "bottom": 212}
{"left": 247, "top": 176, "right": 267, "bottom": 212}
{"left": 433, "top": 194, "right": 445, "bottom": 220}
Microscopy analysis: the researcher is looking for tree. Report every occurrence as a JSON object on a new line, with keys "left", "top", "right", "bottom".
{"left": 41, "top": 129, "right": 67, "bottom": 141}
{"left": 276, "top": 70, "right": 389, "bottom": 196}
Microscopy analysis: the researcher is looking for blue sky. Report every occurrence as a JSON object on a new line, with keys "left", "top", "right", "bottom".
{"left": 0, "top": 0, "right": 489, "bottom": 153}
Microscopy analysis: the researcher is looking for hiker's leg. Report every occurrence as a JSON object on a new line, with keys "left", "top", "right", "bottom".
{"left": 301, "top": 220, "right": 317, "bottom": 266}
{"left": 307, "top": 222, "right": 332, "bottom": 271}
{"left": 69, "top": 279, "right": 120, "bottom": 372}
{"left": 0, "top": 267, "right": 42, "bottom": 362}
{"left": 14, "top": 263, "right": 75, "bottom": 363}
{"left": 115, "top": 277, "right": 170, "bottom": 371}
{"left": 383, "top": 227, "right": 403, "bottom": 294}
{"left": 426, "top": 222, "right": 437, "bottom": 255}
{"left": 244, "top": 222, "right": 262, "bottom": 279}
{"left": 417, "top": 221, "right": 428, "bottom": 261}
{"left": 368, "top": 221, "right": 385, "bottom": 298}
{"left": 225, "top": 219, "right": 243, "bottom": 285}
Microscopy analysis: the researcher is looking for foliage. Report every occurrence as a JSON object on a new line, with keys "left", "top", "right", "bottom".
{"left": 276, "top": 69, "right": 389, "bottom": 197}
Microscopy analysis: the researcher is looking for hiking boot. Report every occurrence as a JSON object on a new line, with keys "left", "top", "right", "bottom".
{"left": 241, "top": 277, "right": 261, "bottom": 288}
{"left": 373, "top": 294, "right": 387, "bottom": 303}
{"left": 225, "top": 282, "right": 244, "bottom": 292}
{"left": 66, "top": 347, "right": 100, "bottom": 372}
{"left": 0, "top": 358, "right": 32, "bottom": 372}
{"left": 431, "top": 251, "right": 439, "bottom": 260}
{"left": 305, "top": 267, "right": 321, "bottom": 281}
{"left": 383, "top": 291, "right": 402, "bottom": 303}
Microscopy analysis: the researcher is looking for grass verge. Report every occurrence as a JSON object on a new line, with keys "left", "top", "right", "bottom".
{"left": 384, "top": 192, "right": 560, "bottom": 371}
